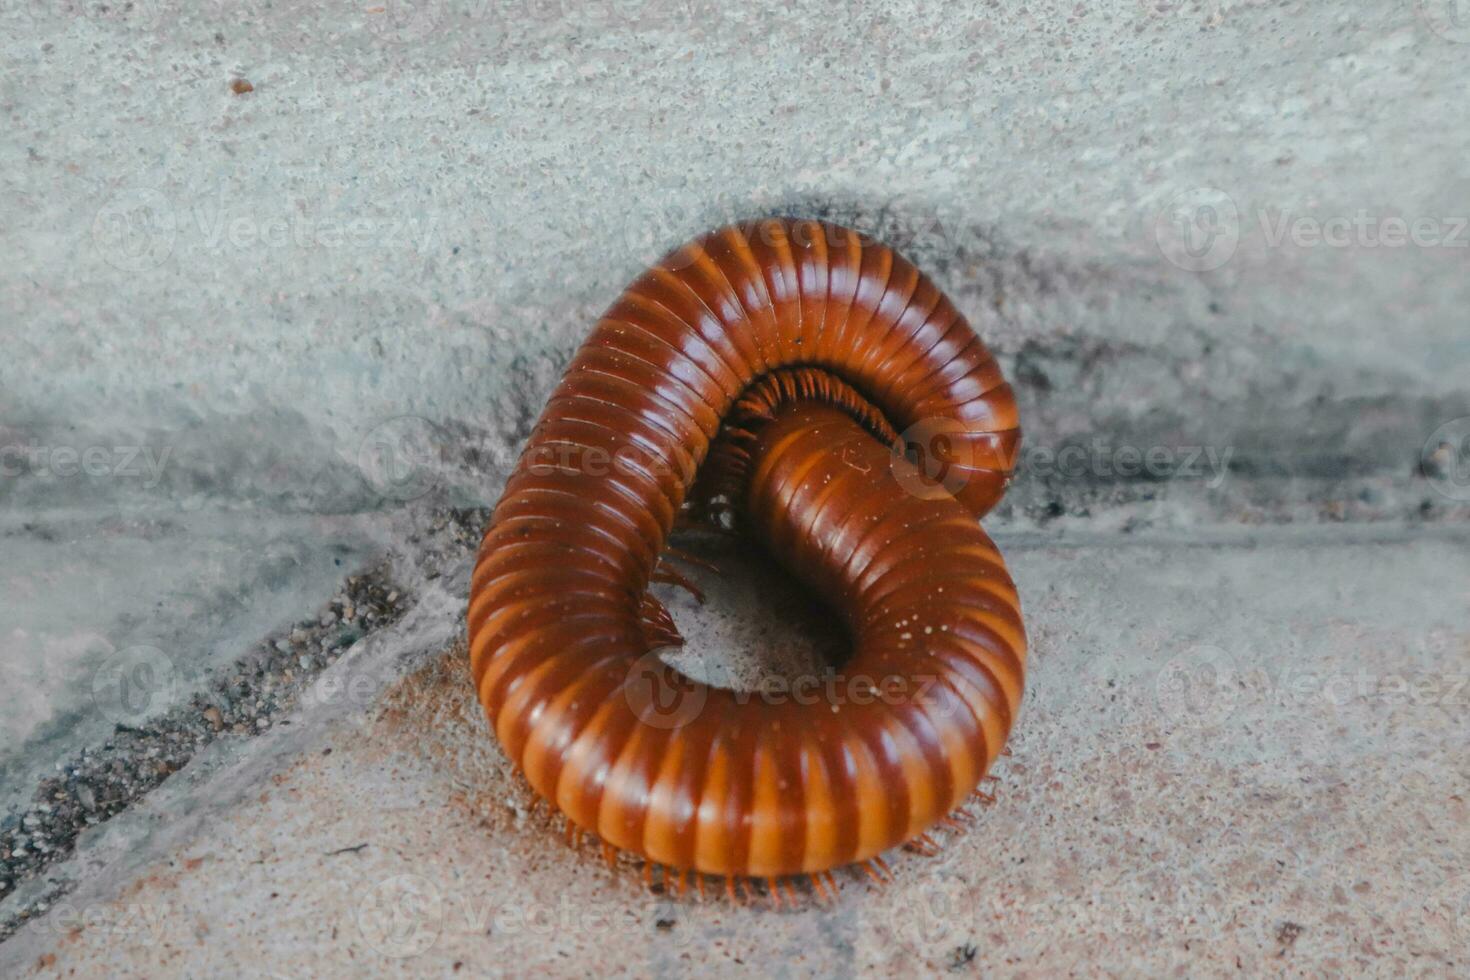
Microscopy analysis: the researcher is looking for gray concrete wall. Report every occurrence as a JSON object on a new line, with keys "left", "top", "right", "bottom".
{"left": 4, "top": 0, "right": 1468, "bottom": 519}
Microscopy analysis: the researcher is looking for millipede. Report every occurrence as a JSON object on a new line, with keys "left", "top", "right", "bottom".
{"left": 468, "top": 217, "right": 1025, "bottom": 905}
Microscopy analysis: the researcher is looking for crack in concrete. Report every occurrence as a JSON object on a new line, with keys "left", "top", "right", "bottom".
{"left": 0, "top": 561, "right": 413, "bottom": 943}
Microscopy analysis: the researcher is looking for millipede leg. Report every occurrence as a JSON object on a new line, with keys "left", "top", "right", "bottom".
{"left": 768, "top": 877, "right": 782, "bottom": 910}
{"left": 638, "top": 594, "right": 684, "bottom": 649}
{"left": 662, "top": 546, "right": 722, "bottom": 575}
{"left": 602, "top": 842, "right": 619, "bottom": 870}
{"left": 651, "top": 562, "right": 706, "bottom": 604}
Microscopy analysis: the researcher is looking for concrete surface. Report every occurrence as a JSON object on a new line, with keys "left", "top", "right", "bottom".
{"left": 1, "top": 525, "right": 1467, "bottom": 977}
{"left": 0, "top": 511, "right": 391, "bottom": 815}
{"left": 3, "top": 0, "right": 1469, "bottom": 975}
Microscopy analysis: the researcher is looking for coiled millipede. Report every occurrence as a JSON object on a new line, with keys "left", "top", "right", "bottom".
{"left": 469, "top": 218, "right": 1024, "bottom": 904}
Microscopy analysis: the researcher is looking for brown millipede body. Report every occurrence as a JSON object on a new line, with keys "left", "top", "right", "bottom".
{"left": 469, "top": 218, "right": 1024, "bottom": 903}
